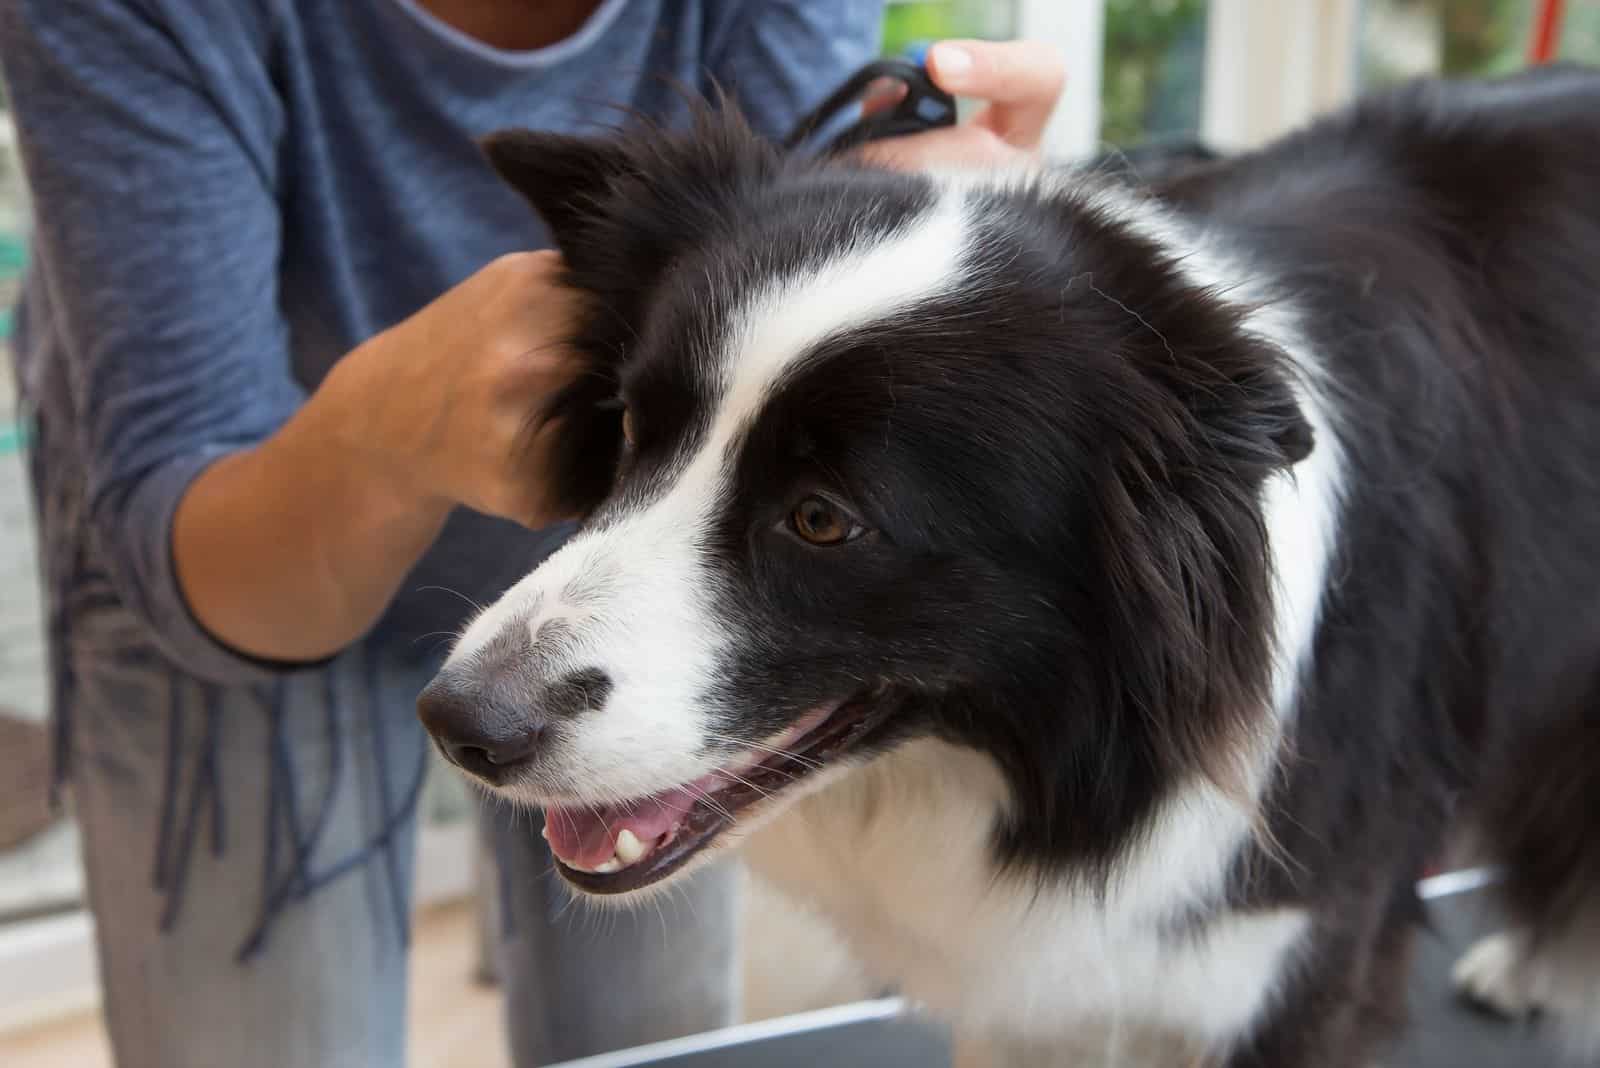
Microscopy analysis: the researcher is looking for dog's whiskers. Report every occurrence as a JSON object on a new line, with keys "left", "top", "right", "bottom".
{"left": 703, "top": 766, "right": 777, "bottom": 802}
{"left": 701, "top": 731, "right": 823, "bottom": 770}
{"left": 678, "top": 781, "right": 737, "bottom": 822}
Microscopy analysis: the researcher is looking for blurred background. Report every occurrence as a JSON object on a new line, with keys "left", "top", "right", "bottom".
{"left": 3, "top": 0, "right": 1599, "bottom": 1063}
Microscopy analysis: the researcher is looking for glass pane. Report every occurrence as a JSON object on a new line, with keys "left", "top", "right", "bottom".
{"left": 1100, "top": 0, "right": 1211, "bottom": 148}
{"left": 881, "top": 0, "right": 1017, "bottom": 59}
{"left": 2, "top": 83, "right": 62, "bottom": 926}
{"left": 1360, "top": 0, "right": 1538, "bottom": 87}
{"left": 1558, "top": 0, "right": 1600, "bottom": 63}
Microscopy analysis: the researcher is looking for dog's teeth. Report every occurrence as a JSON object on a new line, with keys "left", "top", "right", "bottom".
{"left": 614, "top": 828, "right": 646, "bottom": 865}
{"left": 592, "top": 857, "right": 622, "bottom": 874}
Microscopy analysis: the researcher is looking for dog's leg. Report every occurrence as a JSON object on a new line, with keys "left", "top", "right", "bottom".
{"left": 1458, "top": 689, "right": 1600, "bottom": 1057}
{"left": 1222, "top": 887, "right": 1419, "bottom": 1068}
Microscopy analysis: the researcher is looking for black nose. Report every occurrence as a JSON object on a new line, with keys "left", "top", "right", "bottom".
{"left": 417, "top": 679, "right": 541, "bottom": 783}
{"left": 417, "top": 665, "right": 612, "bottom": 784}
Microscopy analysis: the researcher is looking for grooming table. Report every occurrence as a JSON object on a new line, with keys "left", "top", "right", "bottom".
{"left": 548, "top": 997, "right": 949, "bottom": 1068}
{"left": 551, "top": 871, "right": 1588, "bottom": 1068}
{"left": 1388, "top": 870, "right": 1582, "bottom": 1068}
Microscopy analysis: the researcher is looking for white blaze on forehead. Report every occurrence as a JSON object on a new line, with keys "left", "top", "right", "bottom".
{"left": 444, "top": 190, "right": 972, "bottom": 807}
{"left": 710, "top": 190, "right": 970, "bottom": 445}
{"left": 648, "top": 187, "right": 973, "bottom": 556}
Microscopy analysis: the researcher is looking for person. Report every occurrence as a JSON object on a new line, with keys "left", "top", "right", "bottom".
{"left": 0, "top": 2, "right": 1065, "bottom": 1065}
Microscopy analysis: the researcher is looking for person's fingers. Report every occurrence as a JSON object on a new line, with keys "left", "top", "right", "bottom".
{"left": 926, "top": 39, "right": 1066, "bottom": 148}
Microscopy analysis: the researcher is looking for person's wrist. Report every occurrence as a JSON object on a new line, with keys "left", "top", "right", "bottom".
{"left": 289, "top": 357, "right": 454, "bottom": 523}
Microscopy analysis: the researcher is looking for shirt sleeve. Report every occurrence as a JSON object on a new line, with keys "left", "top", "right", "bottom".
{"left": 0, "top": 0, "right": 310, "bottom": 683}
{"left": 707, "top": 0, "right": 887, "bottom": 145}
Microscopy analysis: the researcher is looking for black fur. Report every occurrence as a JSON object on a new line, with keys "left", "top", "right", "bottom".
{"left": 472, "top": 64, "right": 1600, "bottom": 1065}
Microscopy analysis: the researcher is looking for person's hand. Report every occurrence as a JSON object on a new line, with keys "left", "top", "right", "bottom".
{"left": 858, "top": 39, "right": 1066, "bottom": 171}
{"left": 308, "top": 250, "right": 585, "bottom": 528}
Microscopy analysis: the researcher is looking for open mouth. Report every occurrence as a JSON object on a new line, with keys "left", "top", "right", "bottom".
{"left": 543, "top": 690, "right": 890, "bottom": 895}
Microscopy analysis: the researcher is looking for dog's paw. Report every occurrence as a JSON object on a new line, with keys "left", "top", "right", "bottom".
{"left": 1452, "top": 931, "right": 1540, "bottom": 1019}
{"left": 1454, "top": 923, "right": 1600, "bottom": 1058}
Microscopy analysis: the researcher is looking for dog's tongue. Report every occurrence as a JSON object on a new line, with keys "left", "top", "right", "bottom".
{"left": 539, "top": 710, "right": 838, "bottom": 871}
{"left": 542, "top": 787, "right": 697, "bottom": 870}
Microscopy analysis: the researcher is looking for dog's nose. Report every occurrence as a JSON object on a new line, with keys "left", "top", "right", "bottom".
{"left": 417, "top": 665, "right": 612, "bottom": 785}
{"left": 417, "top": 676, "right": 541, "bottom": 783}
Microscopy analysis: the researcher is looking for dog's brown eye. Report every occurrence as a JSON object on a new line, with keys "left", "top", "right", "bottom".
{"left": 621, "top": 407, "right": 636, "bottom": 448}
{"left": 790, "top": 495, "right": 861, "bottom": 546}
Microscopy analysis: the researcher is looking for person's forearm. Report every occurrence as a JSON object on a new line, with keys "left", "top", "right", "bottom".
{"left": 172, "top": 387, "right": 452, "bottom": 663}
{"left": 172, "top": 251, "right": 584, "bottom": 663}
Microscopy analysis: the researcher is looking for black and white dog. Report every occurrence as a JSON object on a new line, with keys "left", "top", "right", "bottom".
{"left": 420, "top": 64, "right": 1600, "bottom": 1066}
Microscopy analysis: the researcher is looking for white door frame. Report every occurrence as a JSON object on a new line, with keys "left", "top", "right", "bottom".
{"left": 1016, "top": 0, "right": 1107, "bottom": 159}
{"left": 1200, "top": 0, "right": 1363, "bottom": 150}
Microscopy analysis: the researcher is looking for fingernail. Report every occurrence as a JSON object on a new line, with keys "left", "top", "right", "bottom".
{"left": 933, "top": 44, "right": 973, "bottom": 80}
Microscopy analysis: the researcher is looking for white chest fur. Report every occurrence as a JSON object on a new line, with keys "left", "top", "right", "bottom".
{"left": 742, "top": 740, "right": 1309, "bottom": 1063}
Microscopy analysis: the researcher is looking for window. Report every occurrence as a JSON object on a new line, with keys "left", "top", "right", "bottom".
{"left": 1100, "top": 0, "right": 1210, "bottom": 147}
{"left": 2, "top": 84, "right": 60, "bottom": 932}
{"left": 881, "top": 0, "right": 1018, "bottom": 56}
{"left": 884, "top": 0, "right": 1214, "bottom": 155}
{"left": 1359, "top": 0, "right": 1600, "bottom": 86}
{"left": 1564, "top": 1, "right": 1600, "bottom": 61}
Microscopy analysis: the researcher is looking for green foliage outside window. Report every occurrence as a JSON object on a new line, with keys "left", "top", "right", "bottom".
{"left": 881, "top": 1, "right": 1012, "bottom": 58}
{"left": 882, "top": 0, "right": 1210, "bottom": 149}
{"left": 882, "top": 1, "right": 1599, "bottom": 150}
{"left": 1361, "top": 0, "right": 1531, "bottom": 85}
{"left": 1361, "top": 0, "right": 1600, "bottom": 86}
{"left": 1099, "top": 0, "right": 1208, "bottom": 146}
{"left": 1565, "top": 2, "right": 1600, "bottom": 59}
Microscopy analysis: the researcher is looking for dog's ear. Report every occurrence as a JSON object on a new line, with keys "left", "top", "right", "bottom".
{"left": 1187, "top": 335, "right": 1316, "bottom": 469}
{"left": 486, "top": 107, "right": 785, "bottom": 521}
{"left": 482, "top": 105, "right": 783, "bottom": 280}
{"left": 482, "top": 130, "right": 636, "bottom": 520}
{"left": 1048, "top": 233, "right": 1321, "bottom": 803}
{"left": 481, "top": 130, "right": 632, "bottom": 258}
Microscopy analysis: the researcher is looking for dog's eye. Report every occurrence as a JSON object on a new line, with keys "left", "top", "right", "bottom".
{"left": 789, "top": 495, "right": 864, "bottom": 547}
{"left": 621, "top": 406, "right": 636, "bottom": 448}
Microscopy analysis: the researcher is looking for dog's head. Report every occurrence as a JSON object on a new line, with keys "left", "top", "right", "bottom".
{"left": 419, "top": 105, "right": 1315, "bottom": 896}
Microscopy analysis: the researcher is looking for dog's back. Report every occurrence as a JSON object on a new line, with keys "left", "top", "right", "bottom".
{"left": 1149, "top": 64, "right": 1600, "bottom": 1061}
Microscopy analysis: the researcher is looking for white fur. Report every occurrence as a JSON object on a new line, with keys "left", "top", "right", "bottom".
{"left": 1454, "top": 923, "right": 1600, "bottom": 1059}
{"left": 446, "top": 193, "right": 969, "bottom": 808}
{"left": 1453, "top": 931, "right": 1540, "bottom": 1018}
{"left": 746, "top": 740, "right": 1309, "bottom": 1061}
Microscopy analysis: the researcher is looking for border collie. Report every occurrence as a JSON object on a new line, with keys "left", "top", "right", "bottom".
{"left": 419, "top": 64, "right": 1600, "bottom": 1066}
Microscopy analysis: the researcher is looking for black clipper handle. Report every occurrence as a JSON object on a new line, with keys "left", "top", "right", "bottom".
{"left": 781, "top": 57, "right": 958, "bottom": 156}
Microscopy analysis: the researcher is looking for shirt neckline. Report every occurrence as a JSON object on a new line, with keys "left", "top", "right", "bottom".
{"left": 386, "top": 0, "right": 632, "bottom": 69}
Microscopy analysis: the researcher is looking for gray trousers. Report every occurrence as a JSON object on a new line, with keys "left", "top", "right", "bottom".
{"left": 67, "top": 635, "right": 739, "bottom": 1068}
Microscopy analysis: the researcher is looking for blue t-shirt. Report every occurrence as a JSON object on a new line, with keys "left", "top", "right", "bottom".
{"left": 0, "top": 0, "right": 883, "bottom": 685}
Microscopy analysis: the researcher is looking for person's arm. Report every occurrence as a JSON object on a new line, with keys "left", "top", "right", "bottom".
{"left": 174, "top": 252, "right": 582, "bottom": 662}
{"left": 1, "top": 1, "right": 578, "bottom": 674}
